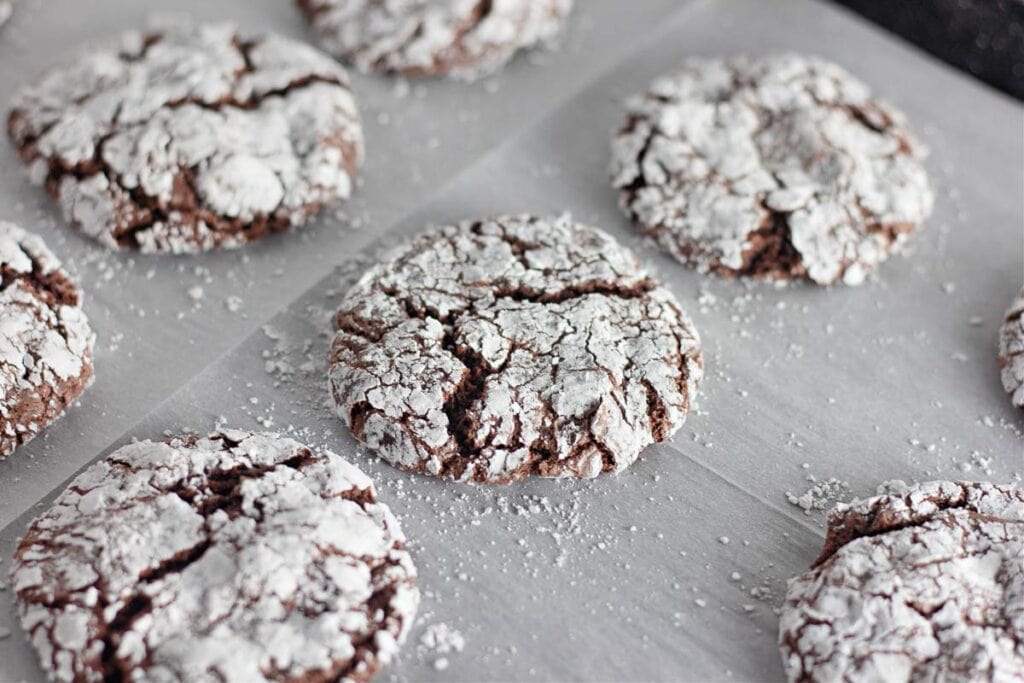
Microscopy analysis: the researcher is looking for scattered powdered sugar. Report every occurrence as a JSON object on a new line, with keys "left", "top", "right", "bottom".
{"left": 420, "top": 622, "right": 466, "bottom": 671}
{"left": 785, "top": 476, "right": 850, "bottom": 515}
{"left": 224, "top": 295, "right": 244, "bottom": 313}
{"left": 420, "top": 622, "right": 466, "bottom": 654}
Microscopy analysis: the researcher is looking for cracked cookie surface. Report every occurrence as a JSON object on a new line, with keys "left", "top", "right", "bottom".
{"left": 610, "top": 53, "right": 934, "bottom": 286}
{"left": 0, "top": 222, "right": 94, "bottom": 459}
{"left": 296, "top": 0, "right": 573, "bottom": 81}
{"left": 12, "top": 430, "right": 419, "bottom": 683}
{"left": 779, "top": 480, "right": 1024, "bottom": 682}
{"left": 328, "top": 214, "right": 703, "bottom": 483}
{"left": 8, "top": 20, "right": 364, "bottom": 254}
{"left": 998, "top": 287, "right": 1024, "bottom": 408}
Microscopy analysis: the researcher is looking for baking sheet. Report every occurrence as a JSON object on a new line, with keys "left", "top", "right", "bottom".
{"left": 1, "top": 0, "right": 1023, "bottom": 681}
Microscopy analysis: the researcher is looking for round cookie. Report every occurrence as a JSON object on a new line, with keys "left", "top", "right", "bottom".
{"left": 0, "top": 222, "right": 94, "bottom": 458}
{"left": 610, "top": 53, "right": 934, "bottom": 286}
{"left": 11, "top": 430, "right": 419, "bottom": 683}
{"left": 998, "top": 287, "right": 1024, "bottom": 409}
{"left": 296, "top": 0, "right": 573, "bottom": 81}
{"left": 8, "top": 21, "right": 364, "bottom": 254}
{"left": 328, "top": 214, "right": 703, "bottom": 483}
{"left": 779, "top": 480, "right": 1024, "bottom": 682}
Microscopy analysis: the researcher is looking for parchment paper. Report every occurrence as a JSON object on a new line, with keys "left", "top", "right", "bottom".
{"left": 0, "top": 0, "right": 1021, "bottom": 681}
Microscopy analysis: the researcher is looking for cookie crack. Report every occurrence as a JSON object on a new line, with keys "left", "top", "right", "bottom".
{"left": 98, "top": 535, "right": 214, "bottom": 681}
{"left": 642, "top": 379, "right": 671, "bottom": 441}
{"left": 739, "top": 207, "right": 806, "bottom": 280}
{"left": 438, "top": 332, "right": 495, "bottom": 479}
{"left": 468, "top": 218, "right": 533, "bottom": 269}
{"left": 294, "top": 0, "right": 330, "bottom": 22}
{"left": 119, "top": 33, "right": 164, "bottom": 63}
{"left": 161, "top": 73, "right": 348, "bottom": 114}
{"left": 616, "top": 114, "right": 657, "bottom": 203}
{"left": 814, "top": 485, "right": 1002, "bottom": 566}
{"left": 0, "top": 246, "right": 79, "bottom": 308}
{"left": 491, "top": 278, "right": 656, "bottom": 305}
{"left": 194, "top": 448, "right": 315, "bottom": 518}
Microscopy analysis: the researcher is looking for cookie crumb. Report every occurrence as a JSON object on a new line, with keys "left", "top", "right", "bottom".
{"left": 785, "top": 477, "right": 851, "bottom": 514}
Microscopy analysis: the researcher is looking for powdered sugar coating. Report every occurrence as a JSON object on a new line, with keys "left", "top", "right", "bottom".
{"left": 328, "top": 214, "right": 703, "bottom": 483}
{"left": 296, "top": 0, "right": 573, "bottom": 81}
{"left": 780, "top": 480, "right": 1024, "bottom": 682}
{"left": 998, "top": 287, "right": 1024, "bottom": 409}
{"left": 8, "top": 21, "right": 364, "bottom": 254}
{"left": 12, "top": 431, "right": 419, "bottom": 683}
{"left": 611, "top": 53, "right": 934, "bottom": 286}
{"left": 0, "top": 222, "right": 94, "bottom": 458}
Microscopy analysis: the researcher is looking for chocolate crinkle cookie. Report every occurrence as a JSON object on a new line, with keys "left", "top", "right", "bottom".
{"left": 0, "top": 222, "right": 94, "bottom": 458}
{"left": 328, "top": 214, "right": 703, "bottom": 484}
{"left": 7, "top": 20, "right": 364, "bottom": 254}
{"left": 11, "top": 430, "right": 419, "bottom": 683}
{"left": 779, "top": 480, "right": 1024, "bottom": 682}
{"left": 611, "top": 53, "right": 934, "bottom": 286}
{"left": 998, "top": 287, "right": 1024, "bottom": 408}
{"left": 296, "top": 0, "right": 573, "bottom": 80}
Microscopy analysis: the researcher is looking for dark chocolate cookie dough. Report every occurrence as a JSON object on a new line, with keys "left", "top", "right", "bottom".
{"left": 296, "top": 0, "right": 573, "bottom": 80}
{"left": 611, "top": 53, "right": 934, "bottom": 285}
{"left": 780, "top": 480, "right": 1024, "bottom": 682}
{"left": 328, "top": 214, "right": 703, "bottom": 483}
{"left": 8, "top": 20, "right": 364, "bottom": 253}
{"left": 11, "top": 430, "right": 419, "bottom": 683}
{"left": 0, "top": 222, "right": 94, "bottom": 458}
